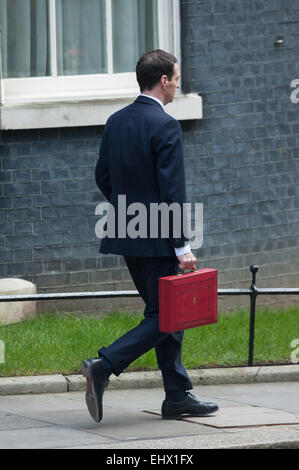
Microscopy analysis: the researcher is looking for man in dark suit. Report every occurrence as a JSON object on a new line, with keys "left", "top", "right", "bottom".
{"left": 82, "top": 50, "right": 218, "bottom": 423}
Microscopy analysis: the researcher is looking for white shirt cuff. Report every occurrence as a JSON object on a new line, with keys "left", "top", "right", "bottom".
{"left": 174, "top": 244, "right": 191, "bottom": 256}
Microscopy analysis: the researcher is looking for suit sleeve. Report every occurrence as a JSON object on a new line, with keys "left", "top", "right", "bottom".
{"left": 95, "top": 123, "right": 112, "bottom": 202}
{"left": 154, "top": 118, "right": 189, "bottom": 250}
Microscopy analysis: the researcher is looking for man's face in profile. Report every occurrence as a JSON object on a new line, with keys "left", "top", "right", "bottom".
{"left": 164, "top": 62, "right": 180, "bottom": 105}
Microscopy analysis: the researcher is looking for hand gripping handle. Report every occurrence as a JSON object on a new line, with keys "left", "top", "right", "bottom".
{"left": 176, "top": 265, "right": 197, "bottom": 276}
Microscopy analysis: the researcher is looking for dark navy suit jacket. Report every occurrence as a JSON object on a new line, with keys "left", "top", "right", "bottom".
{"left": 95, "top": 95, "right": 189, "bottom": 257}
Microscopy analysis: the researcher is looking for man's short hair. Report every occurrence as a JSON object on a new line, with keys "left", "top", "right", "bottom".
{"left": 136, "top": 49, "right": 177, "bottom": 92}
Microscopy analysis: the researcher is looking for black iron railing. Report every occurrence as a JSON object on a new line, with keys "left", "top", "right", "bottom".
{"left": 0, "top": 265, "right": 298, "bottom": 366}
{"left": 218, "top": 265, "right": 299, "bottom": 366}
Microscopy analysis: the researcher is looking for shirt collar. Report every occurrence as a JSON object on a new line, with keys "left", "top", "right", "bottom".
{"left": 139, "top": 94, "right": 164, "bottom": 109}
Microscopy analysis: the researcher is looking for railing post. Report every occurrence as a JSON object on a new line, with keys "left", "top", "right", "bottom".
{"left": 248, "top": 265, "right": 259, "bottom": 366}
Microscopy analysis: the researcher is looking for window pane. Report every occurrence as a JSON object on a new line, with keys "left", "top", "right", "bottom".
{"left": 0, "top": 0, "right": 50, "bottom": 78}
{"left": 112, "top": 0, "right": 158, "bottom": 73}
{"left": 56, "top": 0, "right": 107, "bottom": 76}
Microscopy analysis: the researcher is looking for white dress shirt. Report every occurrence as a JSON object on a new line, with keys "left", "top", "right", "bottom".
{"left": 139, "top": 94, "right": 191, "bottom": 257}
{"left": 140, "top": 93, "right": 164, "bottom": 109}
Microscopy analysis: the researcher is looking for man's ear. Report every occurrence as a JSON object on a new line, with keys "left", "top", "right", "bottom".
{"left": 160, "top": 74, "right": 168, "bottom": 88}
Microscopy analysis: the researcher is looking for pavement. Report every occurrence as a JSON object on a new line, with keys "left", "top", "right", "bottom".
{"left": 0, "top": 365, "right": 299, "bottom": 450}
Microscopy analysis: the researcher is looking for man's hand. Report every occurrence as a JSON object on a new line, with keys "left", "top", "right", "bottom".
{"left": 177, "top": 251, "right": 197, "bottom": 272}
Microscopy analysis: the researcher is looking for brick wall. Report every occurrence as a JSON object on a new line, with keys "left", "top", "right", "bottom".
{"left": 180, "top": 0, "right": 299, "bottom": 309}
{"left": 0, "top": 127, "right": 139, "bottom": 313}
{"left": 1, "top": 0, "right": 299, "bottom": 313}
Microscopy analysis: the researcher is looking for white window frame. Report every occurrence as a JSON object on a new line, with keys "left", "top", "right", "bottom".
{"left": 1, "top": 0, "right": 181, "bottom": 104}
{"left": 0, "top": 0, "right": 203, "bottom": 129}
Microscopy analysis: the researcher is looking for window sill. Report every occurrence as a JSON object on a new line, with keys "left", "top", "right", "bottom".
{"left": 0, "top": 93, "right": 202, "bottom": 130}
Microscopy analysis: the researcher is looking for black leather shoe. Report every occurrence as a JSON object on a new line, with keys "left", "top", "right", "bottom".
{"left": 81, "top": 358, "right": 109, "bottom": 423}
{"left": 161, "top": 392, "right": 219, "bottom": 420}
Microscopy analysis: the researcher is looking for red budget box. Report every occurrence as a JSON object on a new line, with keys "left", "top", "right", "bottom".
{"left": 159, "top": 268, "right": 218, "bottom": 333}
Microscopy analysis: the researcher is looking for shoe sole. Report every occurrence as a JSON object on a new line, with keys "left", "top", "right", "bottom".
{"left": 82, "top": 360, "right": 102, "bottom": 423}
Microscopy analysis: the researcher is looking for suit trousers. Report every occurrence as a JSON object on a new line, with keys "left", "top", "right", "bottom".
{"left": 98, "top": 255, "right": 193, "bottom": 392}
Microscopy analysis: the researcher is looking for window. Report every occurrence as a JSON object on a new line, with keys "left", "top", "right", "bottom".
{"left": 0, "top": 0, "right": 50, "bottom": 78}
{"left": 0, "top": 0, "right": 180, "bottom": 103}
{"left": 56, "top": 0, "right": 107, "bottom": 76}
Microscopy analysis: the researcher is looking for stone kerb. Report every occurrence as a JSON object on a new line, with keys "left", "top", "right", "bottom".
{"left": 0, "top": 278, "right": 37, "bottom": 325}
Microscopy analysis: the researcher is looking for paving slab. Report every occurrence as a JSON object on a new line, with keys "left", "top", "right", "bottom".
{"left": 144, "top": 406, "right": 299, "bottom": 428}
{"left": 0, "top": 426, "right": 112, "bottom": 450}
{"left": 195, "top": 382, "right": 299, "bottom": 413}
{"left": 0, "top": 411, "right": 50, "bottom": 431}
{"left": 73, "top": 426, "right": 299, "bottom": 449}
